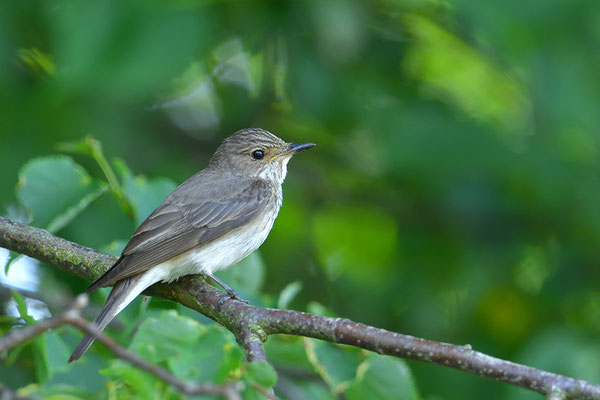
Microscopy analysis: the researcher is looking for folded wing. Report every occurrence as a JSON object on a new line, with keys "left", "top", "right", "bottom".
{"left": 87, "top": 177, "right": 272, "bottom": 292}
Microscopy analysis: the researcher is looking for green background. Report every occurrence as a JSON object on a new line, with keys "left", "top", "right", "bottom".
{"left": 2, "top": 0, "right": 600, "bottom": 399}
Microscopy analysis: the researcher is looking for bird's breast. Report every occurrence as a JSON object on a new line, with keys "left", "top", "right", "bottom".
{"left": 157, "top": 194, "right": 282, "bottom": 282}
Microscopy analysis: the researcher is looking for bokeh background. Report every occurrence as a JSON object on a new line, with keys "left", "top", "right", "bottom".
{"left": 2, "top": 0, "right": 600, "bottom": 399}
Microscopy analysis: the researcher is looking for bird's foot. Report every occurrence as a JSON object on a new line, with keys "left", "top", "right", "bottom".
{"left": 206, "top": 272, "right": 250, "bottom": 306}
{"left": 218, "top": 290, "right": 250, "bottom": 306}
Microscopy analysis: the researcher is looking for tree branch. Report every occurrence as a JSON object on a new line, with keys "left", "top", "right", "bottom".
{"left": 0, "top": 292, "right": 239, "bottom": 399}
{"left": 235, "top": 329, "right": 268, "bottom": 362}
{"left": 66, "top": 313, "right": 240, "bottom": 399}
{"left": 2, "top": 216, "right": 600, "bottom": 399}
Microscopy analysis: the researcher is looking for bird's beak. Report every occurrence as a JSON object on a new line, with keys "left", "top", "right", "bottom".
{"left": 271, "top": 142, "right": 316, "bottom": 160}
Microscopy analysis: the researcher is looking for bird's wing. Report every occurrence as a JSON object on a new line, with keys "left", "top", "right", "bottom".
{"left": 87, "top": 178, "right": 272, "bottom": 292}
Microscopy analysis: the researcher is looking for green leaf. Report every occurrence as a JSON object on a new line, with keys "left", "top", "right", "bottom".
{"left": 216, "top": 344, "right": 245, "bottom": 382}
{"left": 27, "top": 312, "right": 51, "bottom": 382}
{"left": 215, "top": 252, "right": 265, "bottom": 299}
{"left": 168, "top": 324, "right": 238, "bottom": 382}
{"left": 116, "top": 159, "right": 176, "bottom": 225}
{"left": 128, "top": 310, "right": 242, "bottom": 384}
{"left": 18, "top": 48, "right": 55, "bottom": 76}
{"left": 44, "top": 331, "right": 72, "bottom": 377}
{"left": 242, "top": 387, "right": 265, "bottom": 400}
{"left": 264, "top": 336, "right": 313, "bottom": 371}
{"left": 101, "top": 360, "right": 159, "bottom": 399}
{"left": 4, "top": 252, "right": 22, "bottom": 274}
{"left": 45, "top": 186, "right": 108, "bottom": 234}
{"left": 159, "top": 62, "right": 222, "bottom": 133}
{"left": 34, "top": 385, "right": 89, "bottom": 400}
{"left": 24, "top": 385, "right": 89, "bottom": 400}
{"left": 277, "top": 281, "right": 303, "bottom": 309}
{"left": 16, "top": 156, "right": 107, "bottom": 233}
{"left": 129, "top": 310, "right": 206, "bottom": 363}
{"left": 305, "top": 339, "right": 363, "bottom": 394}
{"left": 12, "top": 292, "right": 51, "bottom": 384}
{"left": 246, "top": 361, "right": 277, "bottom": 388}
{"left": 293, "top": 382, "right": 336, "bottom": 400}
{"left": 212, "top": 37, "right": 261, "bottom": 96}
{"left": 345, "top": 355, "right": 420, "bottom": 400}
{"left": 12, "top": 291, "right": 34, "bottom": 324}
{"left": 44, "top": 394, "right": 87, "bottom": 400}
{"left": 58, "top": 137, "right": 134, "bottom": 218}
{"left": 403, "top": 14, "right": 531, "bottom": 144}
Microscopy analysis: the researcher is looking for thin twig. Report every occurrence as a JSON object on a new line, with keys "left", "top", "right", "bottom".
{"left": 64, "top": 316, "right": 238, "bottom": 398}
{"left": 250, "top": 383, "right": 279, "bottom": 400}
{"left": 257, "top": 312, "right": 600, "bottom": 399}
{"left": 0, "top": 293, "right": 239, "bottom": 399}
{"left": 2, "top": 216, "right": 600, "bottom": 399}
{"left": 0, "top": 294, "right": 88, "bottom": 352}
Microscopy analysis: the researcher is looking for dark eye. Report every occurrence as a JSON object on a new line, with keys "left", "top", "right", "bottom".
{"left": 252, "top": 150, "right": 265, "bottom": 160}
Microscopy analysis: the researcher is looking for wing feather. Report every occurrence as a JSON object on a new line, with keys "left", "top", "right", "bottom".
{"left": 88, "top": 177, "right": 272, "bottom": 292}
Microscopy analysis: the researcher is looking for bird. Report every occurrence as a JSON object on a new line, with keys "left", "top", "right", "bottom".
{"left": 68, "top": 128, "right": 315, "bottom": 362}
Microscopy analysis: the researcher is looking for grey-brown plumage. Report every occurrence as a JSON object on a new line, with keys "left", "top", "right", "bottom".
{"left": 87, "top": 177, "right": 272, "bottom": 291}
{"left": 69, "top": 128, "right": 315, "bottom": 362}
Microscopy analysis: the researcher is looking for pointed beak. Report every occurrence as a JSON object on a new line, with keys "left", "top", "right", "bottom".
{"left": 276, "top": 142, "right": 316, "bottom": 158}
{"left": 270, "top": 142, "right": 316, "bottom": 160}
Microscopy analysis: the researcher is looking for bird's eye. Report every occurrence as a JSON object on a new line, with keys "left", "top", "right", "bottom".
{"left": 251, "top": 150, "right": 265, "bottom": 160}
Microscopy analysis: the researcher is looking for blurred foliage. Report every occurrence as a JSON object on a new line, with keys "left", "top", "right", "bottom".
{"left": 2, "top": 0, "right": 600, "bottom": 399}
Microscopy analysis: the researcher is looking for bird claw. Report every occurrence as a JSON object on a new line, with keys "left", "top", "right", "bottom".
{"left": 206, "top": 272, "right": 249, "bottom": 305}
{"left": 218, "top": 291, "right": 250, "bottom": 306}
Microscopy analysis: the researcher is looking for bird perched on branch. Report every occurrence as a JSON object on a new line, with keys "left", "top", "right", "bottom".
{"left": 69, "top": 128, "right": 315, "bottom": 362}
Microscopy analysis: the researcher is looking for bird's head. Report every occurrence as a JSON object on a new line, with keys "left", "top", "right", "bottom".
{"left": 210, "top": 128, "right": 315, "bottom": 185}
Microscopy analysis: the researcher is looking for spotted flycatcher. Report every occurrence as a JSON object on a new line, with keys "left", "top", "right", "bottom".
{"left": 69, "top": 128, "right": 315, "bottom": 362}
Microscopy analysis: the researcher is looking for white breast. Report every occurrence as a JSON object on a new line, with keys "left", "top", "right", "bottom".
{"left": 151, "top": 194, "right": 282, "bottom": 283}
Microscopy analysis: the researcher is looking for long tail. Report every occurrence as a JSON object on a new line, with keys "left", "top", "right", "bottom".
{"left": 68, "top": 274, "right": 149, "bottom": 363}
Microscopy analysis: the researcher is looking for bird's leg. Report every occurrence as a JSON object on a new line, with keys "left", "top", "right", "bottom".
{"left": 204, "top": 273, "right": 250, "bottom": 305}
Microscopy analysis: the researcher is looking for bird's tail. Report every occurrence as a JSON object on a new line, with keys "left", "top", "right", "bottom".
{"left": 68, "top": 274, "right": 148, "bottom": 363}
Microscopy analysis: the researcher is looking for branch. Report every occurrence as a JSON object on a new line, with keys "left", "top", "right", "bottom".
{"left": 2, "top": 216, "right": 600, "bottom": 399}
{"left": 67, "top": 315, "right": 240, "bottom": 399}
{"left": 0, "top": 294, "right": 87, "bottom": 352}
{"left": 0, "top": 293, "right": 239, "bottom": 399}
